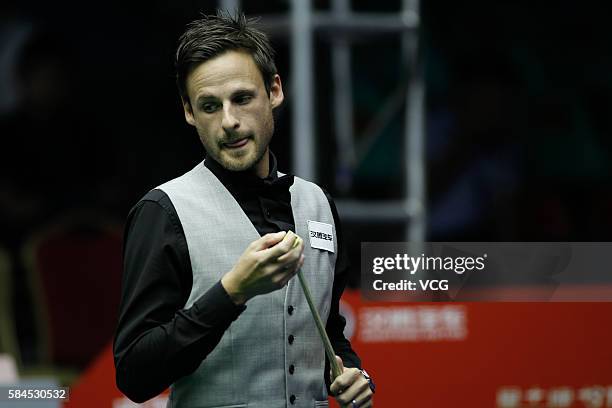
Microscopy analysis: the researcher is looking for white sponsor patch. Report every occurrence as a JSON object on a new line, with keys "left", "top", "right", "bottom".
{"left": 307, "top": 220, "right": 335, "bottom": 253}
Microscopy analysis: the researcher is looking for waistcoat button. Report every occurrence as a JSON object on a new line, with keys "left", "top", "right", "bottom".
{"left": 288, "top": 305, "right": 294, "bottom": 315}
{"left": 290, "top": 395, "right": 296, "bottom": 404}
{"left": 289, "top": 364, "right": 295, "bottom": 374}
{"left": 288, "top": 334, "right": 294, "bottom": 344}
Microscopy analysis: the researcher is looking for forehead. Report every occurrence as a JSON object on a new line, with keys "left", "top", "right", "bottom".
{"left": 186, "top": 50, "right": 265, "bottom": 99}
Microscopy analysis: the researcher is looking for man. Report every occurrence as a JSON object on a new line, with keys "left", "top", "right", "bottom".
{"left": 114, "top": 11, "right": 374, "bottom": 408}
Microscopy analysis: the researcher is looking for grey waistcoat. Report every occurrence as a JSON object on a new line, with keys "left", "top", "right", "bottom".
{"left": 157, "top": 162, "right": 336, "bottom": 408}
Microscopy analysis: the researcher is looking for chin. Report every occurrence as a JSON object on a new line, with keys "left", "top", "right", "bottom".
{"left": 226, "top": 148, "right": 265, "bottom": 171}
{"left": 221, "top": 156, "right": 257, "bottom": 172}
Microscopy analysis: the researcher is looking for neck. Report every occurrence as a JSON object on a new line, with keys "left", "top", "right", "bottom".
{"left": 253, "top": 148, "right": 270, "bottom": 178}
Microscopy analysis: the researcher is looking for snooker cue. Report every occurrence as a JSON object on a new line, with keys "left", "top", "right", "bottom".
{"left": 293, "top": 236, "right": 343, "bottom": 380}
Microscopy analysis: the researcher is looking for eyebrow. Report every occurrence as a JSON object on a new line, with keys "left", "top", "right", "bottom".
{"left": 196, "top": 88, "right": 257, "bottom": 105}
{"left": 195, "top": 94, "right": 218, "bottom": 105}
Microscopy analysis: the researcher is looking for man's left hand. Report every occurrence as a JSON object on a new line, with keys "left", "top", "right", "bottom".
{"left": 330, "top": 356, "right": 373, "bottom": 408}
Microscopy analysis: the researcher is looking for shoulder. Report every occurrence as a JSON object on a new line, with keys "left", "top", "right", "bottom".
{"left": 290, "top": 175, "right": 336, "bottom": 208}
{"left": 131, "top": 189, "right": 176, "bottom": 217}
{"left": 126, "top": 189, "right": 184, "bottom": 238}
{"left": 157, "top": 161, "right": 209, "bottom": 192}
{"left": 292, "top": 175, "right": 326, "bottom": 196}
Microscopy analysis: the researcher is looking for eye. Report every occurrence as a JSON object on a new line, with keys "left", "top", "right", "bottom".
{"left": 234, "top": 94, "right": 253, "bottom": 105}
{"left": 201, "top": 102, "right": 220, "bottom": 113}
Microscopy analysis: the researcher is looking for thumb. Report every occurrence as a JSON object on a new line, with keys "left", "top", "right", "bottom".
{"left": 252, "top": 231, "right": 287, "bottom": 251}
{"left": 330, "top": 356, "right": 346, "bottom": 396}
{"left": 335, "top": 355, "right": 345, "bottom": 373}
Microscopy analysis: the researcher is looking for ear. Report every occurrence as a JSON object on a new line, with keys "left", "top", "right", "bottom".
{"left": 183, "top": 99, "right": 196, "bottom": 126}
{"left": 269, "top": 74, "right": 284, "bottom": 109}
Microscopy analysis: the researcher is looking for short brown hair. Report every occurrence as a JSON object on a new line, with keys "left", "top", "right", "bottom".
{"left": 175, "top": 11, "right": 277, "bottom": 105}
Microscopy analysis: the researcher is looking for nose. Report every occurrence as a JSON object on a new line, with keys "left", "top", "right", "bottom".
{"left": 221, "top": 104, "right": 240, "bottom": 131}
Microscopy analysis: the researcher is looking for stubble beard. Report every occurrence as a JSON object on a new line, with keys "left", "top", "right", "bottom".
{"left": 203, "top": 110, "right": 274, "bottom": 173}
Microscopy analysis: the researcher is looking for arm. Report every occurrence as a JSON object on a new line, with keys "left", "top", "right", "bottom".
{"left": 322, "top": 191, "right": 362, "bottom": 387}
{"left": 323, "top": 192, "right": 374, "bottom": 407}
{"left": 113, "top": 190, "right": 246, "bottom": 403}
{"left": 114, "top": 189, "right": 304, "bottom": 403}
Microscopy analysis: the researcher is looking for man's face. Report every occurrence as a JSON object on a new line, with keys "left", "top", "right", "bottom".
{"left": 183, "top": 50, "right": 284, "bottom": 174}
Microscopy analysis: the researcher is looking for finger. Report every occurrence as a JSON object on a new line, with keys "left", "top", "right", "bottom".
{"left": 261, "top": 230, "right": 296, "bottom": 260}
{"left": 251, "top": 231, "right": 287, "bottom": 251}
{"left": 275, "top": 254, "right": 303, "bottom": 286}
{"left": 338, "top": 376, "right": 370, "bottom": 406}
{"left": 331, "top": 366, "right": 360, "bottom": 397}
{"left": 353, "top": 387, "right": 374, "bottom": 407}
{"left": 275, "top": 237, "right": 304, "bottom": 263}
{"left": 277, "top": 263, "right": 301, "bottom": 287}
{"left": 356, "top": 399, "right": 372, "bottom": 408}
{"left": 284, "top": 253, "right": 304, "bottom": 274}
{"left": 272, "top": 248, "right": 302, "bottom": 276}
{"left": 329, "top": 355, "right": 346, "bottom": 385}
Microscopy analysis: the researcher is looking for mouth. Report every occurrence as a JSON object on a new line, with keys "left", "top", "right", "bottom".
{"left": 223, "top": 137, "right": 250, "bottom": 149}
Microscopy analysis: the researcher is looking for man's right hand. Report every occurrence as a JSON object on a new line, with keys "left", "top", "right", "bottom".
{"left": 221, "top": 231, "right": 305, "bottom": 305}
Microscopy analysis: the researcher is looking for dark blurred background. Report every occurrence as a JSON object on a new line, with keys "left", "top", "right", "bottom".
{"left": 0, "top": 0, "right": 610, "bottom": 380}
